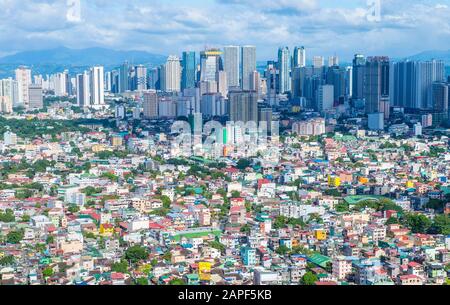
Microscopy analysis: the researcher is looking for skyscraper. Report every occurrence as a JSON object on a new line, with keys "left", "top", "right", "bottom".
{"left": 241, "top": 46, "right": 256, "bottom": 90}
{"left": 143, "top": 91, "right": 158, "bottom": 118}
{"left": 28, "top": 84, "right": 43, "bottom": 109}
{"left": 293, "top": 46, "right": 306, "bottom": 68}
{"left": 328, "top": 56, "right": 339, "bottom": 67}
{"left": 229, "top": 90, "right": 258, "bottom": 123}
{"left": 352, "top": 54, "right": 366, "bottom": 100}
{"left": 391, "top": 60, "right": 445, "bottom": 109}
{"left": 134, "top": 65, "right": 147, "bottom": 91}
{"left": 181, "top": 51, "right": 196, "bottom": 90}
{"left": 200, "top": 49, "right": 222, "bottom": 82}
{"left": 163, "top": 56, "right": 181, "bottom": 92}
{"left": 90, "top": 66, "right": 105, "bottom": 107}
{"left": 119, "top": 62, "right": 130, "bottom": 93}
{"left": 216, "top": 70, "right": 228, "bottom": 97}
{"left": 223, "top": 46, "right": 240, "bottom": 88}
{"left": 364, "top": 56, "right": 390, "bottom": 116}
{"left": 76, "top": 72, "right": 90, "bottom": 107}
{"left": 0, "top": 78, "right": 19, "bottom": 107}
{"left": 278, "top": 47, "right": 291, "bottom": 93}
{"left": 313, "top": 56, "right": 325, "bottom": 69}
{"left": 15, "top": 66, "right": 31, "bottom": 108}
{"left": 432, "top": 82, "right": 449, "bottom": 125}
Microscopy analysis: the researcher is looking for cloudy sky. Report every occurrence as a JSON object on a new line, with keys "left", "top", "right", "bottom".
{"left": 1, "top": 0, "right": 450, "bottom": 61}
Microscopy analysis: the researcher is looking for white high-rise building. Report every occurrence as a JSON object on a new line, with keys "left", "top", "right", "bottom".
{"left": 293, "top": 46, "right": 306, "bottom": 68}
{"left": 54, "top": 70, "right": 69, "bottom": 96}
{"left": 90, "top": 66, "right": 105, "bottom": 107}
{"left": 328, "top": 56, "right": 339, "bottom": 67}
{"left": 278, "top": 47, "right": 291, "bottom": 93}
{"left": 0, "top": 78, "right": 19, "bottom": 107}
{"left": 15, "top": 66, "right": 31, "bottom": 108}
{"left": 163, "top": 56, "right": 181, "bottom": 92}
{"left": 216, "top": 70, "right": 228, "bottom": 97}
{"left": 223, "top": 46, "right": 240, "bottom": 88}
{"left": 134, "top": 65, "right": 147, "bottom": 91}
{"left": 241, "top": 45, "right": 256, "bottom": 90}
{"left": 313, "top": 56, "right": 325, "bottom": 68}
{"left": 76, "top": 72, "right": 90, "bottom": 107}
{"left": 317, "top": 85, "right": 334, "bottom": 112}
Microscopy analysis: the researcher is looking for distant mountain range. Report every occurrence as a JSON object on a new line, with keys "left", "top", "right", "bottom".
{"left": 0, "top": 47, "right": 167, "bottom": 78}
{"left": 403, "top": 49, "right": 450, "bottom": 65}
{"left": 0, "top": 47, "right": 449, "bottom": 79}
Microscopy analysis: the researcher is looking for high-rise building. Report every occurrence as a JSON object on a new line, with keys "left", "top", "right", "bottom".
{"left": 278, "top": 47, "right": 291, "bottom": 93}
{"left": 119, "top": 62, "right": 130, "bottom": 93}
{"left": 293, "top": 46, "right": 306, "bottom": 68}
{"left": 163, "top": 56, "right": 181, "bottom": 92}
{"left": 432, "top": 82, "right": 449, "bottom": 124}
{"left": 200, "top": 49, "right": 222, "bottom": 82}
{"left": 148, "top": 68, "right": 159, "bottom": 90}
{"left": 134, "top": 65, "right": 147, "bottom": 91}
{"left": 143, "top": 91, "right": 158, "bottom": 118}
{"left": 368, "top": 112, "right": 384, "bottom": 130}
{"left": 328, "top": 56, "right": 339, "bottom": 67}
{"left": 317, "top": 84, "right": 334, "bottom": 112}
{"left": 229, "top": 90, "right": 258, "bottom": 123}
{"left": 181, "top": 51, "right": 196, "bottom": 90}
{"left": 352, "top": 54, "right": 366, "bottom": 100}
{"left": 54, "top": 70, "right": 69, "bottom": 96}
{"left": 28, "top": 84, "right": 43, "bottom": 109}
{"left": 241, "top": 45, "right": 256, "bottom": 90}
{"left": 216, "top": 70, "right": 228, "bottom": 97}
{"left": 223, "top": 46, "right": 240, "bottom": 88}
{"left": 76, "top": 72, "right": 90, "bottom": 107}
{"left": 0, "top": 78, "right": 19, "bottom": 107}
{"left": 313, "top": 56, "right": 325, "bottom": 69}
{"left": 90, "top": 66, "right": 105, "bottom": 107}
{"left": 326, "top": 66, "right": 346, "bottom": 104}
{"left": 364, "top": 56, "right": 390, "bottom": 116}
{"left": 15, "top": 66, "right": 31, "bottom": 107}
{"left": 391, "top": 60, "right": 445, "bottom": 109}
{"left": 104, "top": 71, "right": 112, "bottom": 92}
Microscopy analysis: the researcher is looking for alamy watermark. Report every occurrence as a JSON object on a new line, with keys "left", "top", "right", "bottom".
{"left": 366, "top": 0, "right": 381, "bottom": 22}
{"left": 66, "top": 0, "right": 81, "bottom": 22}
{"left": 170, "top": 115, "right": 281, "bottom": 165}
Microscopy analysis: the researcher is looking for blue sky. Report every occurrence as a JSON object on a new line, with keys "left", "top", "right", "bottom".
{"left": 0, "top": 0, "right": 450, "bottom": 61}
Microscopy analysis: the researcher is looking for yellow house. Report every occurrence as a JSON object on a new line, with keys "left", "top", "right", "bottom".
{"left": 328, "top": 175, "right": 341, "bottom": 187}
{"left": 99, "top": 223, "right": 114, "bottom": 236}
{"left": 314, "top": 229, "right": 327, "bottom": 241}
{"left": 406, "top": 181, "right": 414, "bottom": 188}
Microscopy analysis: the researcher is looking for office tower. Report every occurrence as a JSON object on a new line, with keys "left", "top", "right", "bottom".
{"left": 183, "top": 87, "right": 201, "bottom": 113}
{"left": 134, "top": 65, "right": 147, "bottom": 91}
{"left": 258, "top": 107, "right": 273, "bottom": 133}
{"left": 0, "top": 78, "right": 19, "bottom": 107}
{"left": 364, "top": 56, "right": 390, "bottom": 116}
{"left": 148, "top": 68, "right": 159, "bottom": 90}
{"left": 15, "top": 66, "right": 31, "bottom": 107}
{"left": 223, "top": 46, "right": 240, "bottom": 88}
{"left": 291, "top": 67, "right": 303, "bottom": 99}
{"left": 90, "top": 66, "right": 105, "bottom": 107}
{"left": 76, "top": 72, "right": 90, "bottom": 107}
{"left": 28, "top": 85, "right": 43, "bottom": 109}
{"left": 328, "top": 56, "right": 339, "bottom": 67}
{"left": 181, "top": 51, "right": 196, "bottom": 90}
{"left": 346, "top": 66, "right": 353, "bottom": 98}
{"left": 200, "top": 49, "right": 222, "bottom": 82}
{"left": 158, "top": 97, "right": 177, "bottom": 118}
{"left": 293, "top": 46, "right": 306, "bottom": 68}
{"left": 326, "top": 66, "right": 347, "bottom": 104}
{"left": 163, "top": 56, "right": 181, "bottom": 92}
{"left": 241, "top": 45, "right": 256, "bottom": 90}
{"left": 229, "top": 90, "right": 258, "bottom": 123}
{"left": 391, "top": 60, "right": 445, "bottom": 109}
{"left": 216, "top": 70, "right": 228, "bottom": 97}
{"left": 432, "top": 82, "right": 449, "bottom": 124}
{"left": 110, "top": 70, "right": 119, "bottom": 93}
{"left": 119, "top": 62, "right": 130, "bottom": 93}
{"left": 278, "top": 47, "right": 291, "bottom": 93}
{"left": 249, "top": 71, "right": 260, "bottom": 97}
{"left": 265, "top": 62, "right": 278, "bottom": 102}
{"left": 313, "top": 56, "right": 325, "bottom": 68}
{"left": 413, "top": 122, "right": 422, "bottom": 136}
{"left": 104, "top": 71, "right": 112, "bottom": 92}
{"left": 201, "top": 93, "right": 226, "bottom": 117}
{"left": 317, "top": 84, "right": 334, "bottom": 112}
{"left": 143, "top": 91, "right": 158, "bottom": 118}
{"left": 352, "top": 54, "right": 366, "bottom": 100}
{"left": 368, "top": 112, "right": 384, "bottom": 130}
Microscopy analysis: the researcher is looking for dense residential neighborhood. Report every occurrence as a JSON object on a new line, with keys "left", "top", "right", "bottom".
{"left": 0, "top": 102, "right": 449, "bottom": 286}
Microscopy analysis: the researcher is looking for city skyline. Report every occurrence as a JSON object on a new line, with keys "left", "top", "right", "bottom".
{"left": 1, "top": 0, "right": 450, "bottom": 61}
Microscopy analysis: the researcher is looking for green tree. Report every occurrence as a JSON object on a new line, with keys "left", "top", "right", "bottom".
{"left": 301, "top": 271, "right": 318, "bottom": 285}
{"left": 125, "top": 245, "right": 149, "bottom": 264}
{"left": 428, "top": 214, "right": 450, "bottom": 235}
{"left": 6, "top": 230, "right": 24, "bottom": 244}
{"left": 42, "top": 267, "right": 54, "bottom": 277}
{"left": 169, "top": 278, "right": 186, "bottom": 285}
{"left": 335, "top": 202, "right": 349, "bottom": 213}
{"left": 136, "top": 277, "right": 149, "bottom": 285}
{"left": 236, "top": 158, "right": 251, "bottom": 170}
{"left": 402, "top": 213, "right": 432, "bottom": 233}
{"left": 0, "top": 255, "right": 15, "bottom": 266}
{"left": 111, "top": 259, "right": 129, "bottom": 273}
{"left": 68, "top": 204, "right": 80, "bottom": 213}
{"left": 160, "top": 195, "right": 172, "bottom": 209}
{"left": 276, "top": 245, "right": 290, "bottom": 255}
